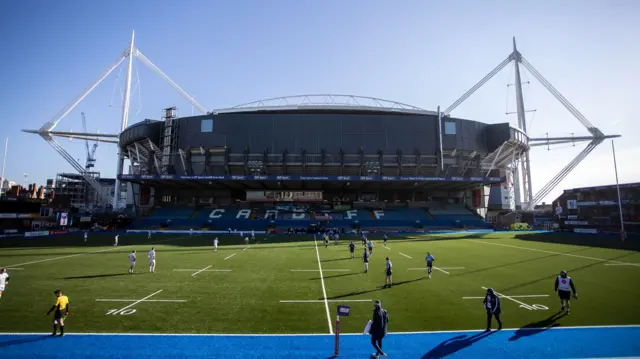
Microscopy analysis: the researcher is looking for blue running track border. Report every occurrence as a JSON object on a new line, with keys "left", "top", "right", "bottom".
{"left": 2, "top": 326, "right": 640, "bottom": 359}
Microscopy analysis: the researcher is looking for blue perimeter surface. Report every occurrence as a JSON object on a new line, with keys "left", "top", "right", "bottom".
{"left": 2, "top": 326, "right": 640, "bottom": 359}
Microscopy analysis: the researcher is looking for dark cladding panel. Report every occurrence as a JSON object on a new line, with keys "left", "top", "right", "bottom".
{"left": 485, "top": 123, "right": 511, "bottom": 152}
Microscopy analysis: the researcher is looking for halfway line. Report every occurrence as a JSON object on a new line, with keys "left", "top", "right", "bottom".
{"left": 191, "top": 265, "right": 212, "bottom": 277}
{"left": 399, "top": 252, "right": 412, "bottom": 259}
{"left": 314, "top": 237, "right": 334, "bottom": 335}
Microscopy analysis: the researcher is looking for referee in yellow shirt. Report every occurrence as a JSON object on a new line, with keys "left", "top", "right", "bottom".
{"left": 47, "top": 289, "right": 69, "bottom": 337}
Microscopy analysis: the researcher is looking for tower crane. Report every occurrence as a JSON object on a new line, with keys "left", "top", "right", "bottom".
{"left": 81, "top": 112, "right": 98, "bottom": 170}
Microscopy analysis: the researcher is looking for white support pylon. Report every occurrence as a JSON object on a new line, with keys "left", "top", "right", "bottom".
{"left": 22, "top": 31, "right": 208, "bottom": 211}
{"left": 443, "top": 37, "right": 620, "bottom": 210}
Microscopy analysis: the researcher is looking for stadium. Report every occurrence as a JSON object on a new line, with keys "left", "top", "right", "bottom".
{"left": 118, "top": 95, "right": 520, "bottom": 232}
{"left": 2, "top": 33, "right": 639, "bottom": 359}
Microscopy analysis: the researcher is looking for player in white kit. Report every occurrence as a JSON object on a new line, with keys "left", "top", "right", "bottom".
{"left": 114, "top": 235, "right": 119, "bottom": 247}
{"left": 148, "top": 248, "right": 156, "bottom": 273}
{"left": 0, "top": 268, "right": 10, "bottom": 299}
{"left": 213, "top": 237, "right": 219, "bottom": 252}
{"left": 240, "top": 231, "right": 244, "bottom": 238}
{"left": 128, "top": 250, "right": 137, "bottom": 274}
{"left": 251, "top": 230, "right": 255, "bottom": 241}
{"left": 190, "top": 229, "right": 193, "bottom": 236}
{"left": 244, "top": 237, "right": 249, "bottom": 245}
{"left": 148, "top": 231, "right": 152, "bottom": 240}
{"left": 554, "top": 270, "right": 578, "bottom": 314}
{"left": 84, "top": 231, "right": 88, "bottom": 243}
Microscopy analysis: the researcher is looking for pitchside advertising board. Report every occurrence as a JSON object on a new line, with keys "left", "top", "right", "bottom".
{"left": 247, "top": 191, "right": 323, "bottom": 202}
{"left": 118, "top": 174, "right": 504, "bottom": 182}
{"left": 208, "top": 208, "right": 387, "bottom": 220}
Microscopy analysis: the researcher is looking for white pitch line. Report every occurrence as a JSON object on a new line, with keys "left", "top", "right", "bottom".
{"left": 438, "top": 267, "right": 465, "bottom": 270}
{"left": 463, "top": 294, "right": 549, "bottom": 299}
{"left": 1, "top": 237, "right": 176, "bottom": 269}
{"left": 383, "top": 246, "right": 391, "bottom": 251}
{"left": 313, "top": 237, "right": 334, "bottom": 335}
{"left": 243, "top": 246, "right": 253, "bottom": 251}
{"left": 481, "top": 286, "right": 530, "bottom": 307}
{"left": 466, "top": 239, "right": 640, "bottom": 267}
{"left": 290, "top": 269, "right": 351, "bottom": 272}
{"left": 96, "top": 299, "right": 187, "bottom": 302}
{"left": 399, "top": 252, "right": 412, "bottom": 259}
{"left": 116, "top": 290, "right": 163, "bottom": 312}
{"left": 433, "top": 267, "right": 450, "bottom": 275}
{"left": 604, "top": 263, "right": 640, "bottom": 266}
{"left": 280, "top": 299, "right": 373, "bottom": 303}
{"left": 191, "top": 265, "right": 212, "bottom": 277}
{"left": 224, "top": 253, "right": 236, "bottom": 260}
{"left": 173, "top": 269, "right": 231, "bottom": 272}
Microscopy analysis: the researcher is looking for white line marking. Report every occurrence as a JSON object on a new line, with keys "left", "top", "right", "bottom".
{"left": 383, "top": 246, "right": 391, "bottom": 251}
{"left": 290, "top": 269, "right": 351, "bottom": 272}
{"left": 96, "top": 299, "right": 187, "bottom": 302}
{"left": 604, "top": 263, "right": 639, "bottom": 266}
{"left": 481, "top": 286, "right": 531, "bottom": 307}
{"left": 280, "top": 299, "right": 372, "bottom": 303}
{"left": 224, "top": 253, "right": 236, "bottom": 260}
{"left": 463, "top": 294, "right": 549, "bottom": 299}
{"left": 313, "top": 236, "right": 334, "bottom": 335}
{"left": 466, "top": 239, "right": 640, "bottom": 267}
{"left": 1, "top": 237, "right": 176, "bottom": 269}
{"left": 242, "top": 246, "right": 253, "bottom": 251}
{"left": 116, "top": 290, "right": 163, "bottom": 312}
{"left": 399, "top": 252, "right": 412, "bottom": 259}
{"left": 191, "top": 265, "right": 212, "bottom": 277}
{"left": 173, "top": 269, "right": 231, "bottom": 272}
{"left": 438, "top": 267, "right": 465, "bottom": 270}
{"left": 433, "top": 267, "right": 450, "bottom": 275}
{"left": 3, "top": 325, "right": 639, "bottom": 336}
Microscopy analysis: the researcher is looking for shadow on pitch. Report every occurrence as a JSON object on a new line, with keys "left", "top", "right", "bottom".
{"left": 452, "top": 247, "right": 591, "bottom": 278}
{"left": 61, "top": 273, "right": 129, "bottom": 280}
{"left": 421, "top": 330, "right": 496, "bottom": 358}
{"left": 323, "top": 277, "right": 426, "bottom": 300}
{"left": 515, "top": 232, "right": 640, "bottom": 252}
{"left": 509, "top": 311, "right": 567, "bottom": 341}
{"left": 320, "top": 257, "right": 352, "bottom": 263}
{"left": 500, "top": 250, "right": 637, "bottom": 293}
{"left": 0, "top": 335, "right": 53, "bottom": 348}
{"left": 310, "top": 272, "right": 360, "bottom": 280}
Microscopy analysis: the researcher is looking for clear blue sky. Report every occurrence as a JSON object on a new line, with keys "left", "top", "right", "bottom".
{"left": 1, "top": 0, "right": 638, "bottom": 202}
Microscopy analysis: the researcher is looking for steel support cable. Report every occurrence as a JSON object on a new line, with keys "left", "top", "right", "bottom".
{"left": 41, "top": 53, "right": 127, "bottom": 132}
{"left": 520, "top": 57, "right": 596, "bottom": 130}
{"left": 135, "top": 50, "right": 207, "bottom": 114}
{"left": 530, "top": 141, "right": 600, "bottom": 205}
{"left": 444, "top": 55, "right": 513, "bottom": 116}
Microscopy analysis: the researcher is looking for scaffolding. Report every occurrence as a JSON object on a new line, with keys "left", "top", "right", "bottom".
{"left": 54, "top": 172, "right": 102, "bottom": 210}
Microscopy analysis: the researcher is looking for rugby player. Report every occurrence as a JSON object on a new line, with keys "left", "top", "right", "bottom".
{"left": 425, "top": 252, "right": 435, "bottom": 279}
{"left": 148, "top": 247, "right": 156, "bottom": 273}
{"left": 0, "top": 268, "right": 10, "bottom": 299}
{"left": 554, "top": 270, "right": 578, "bottom": 314}
{"left": 384, "top": 257, "right": 393, "bottom": 288}
{"left": 128, "top": 250, "right": 137, "bottom": 274}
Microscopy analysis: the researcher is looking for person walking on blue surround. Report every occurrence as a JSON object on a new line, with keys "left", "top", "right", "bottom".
{"left": 483, "top": 288, "right": 502, "bottom": 331}
{"left": 368, "top": 300, "right": 389, "bottom": 358}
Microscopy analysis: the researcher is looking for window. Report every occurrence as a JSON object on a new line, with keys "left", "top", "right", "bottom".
{"left": 444, "top": 121, "right": 456, "bottom": 135}
{"left": 201, "top": 119, "right": 213, "bottom": 132}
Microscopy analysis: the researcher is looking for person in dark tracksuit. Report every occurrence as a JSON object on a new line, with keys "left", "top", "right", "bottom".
{"left": 368, "top": 300, "right": 389, "bottom": 358}
{"left": 483, "top": 288, "right": 502, "bottom": 331}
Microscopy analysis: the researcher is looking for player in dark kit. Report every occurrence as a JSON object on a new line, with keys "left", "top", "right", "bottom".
{"left": 363, "top": 248, "right": 370, "bottom": 273}
{"left": 554, "top": 270, "right": 578, "bottom": 314}
{"left": 483, "top": 288, "right": 502, "bottom": 331}
{"left": 349, "top": 241, "right": 356, "bottom": 259}
{"left": 47, "top": 289, "right": 70, "bottom": 336}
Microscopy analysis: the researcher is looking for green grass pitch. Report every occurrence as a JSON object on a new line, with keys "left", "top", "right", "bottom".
{"left": 0, "top": 232, "right": 639, "bottom": 334}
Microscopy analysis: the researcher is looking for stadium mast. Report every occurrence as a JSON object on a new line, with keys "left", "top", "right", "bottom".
{"left": 443, "top": 37, "right": 620, "bottom": 210}
{"left": 22, "top": 31, "right": 208, "bottom": 209}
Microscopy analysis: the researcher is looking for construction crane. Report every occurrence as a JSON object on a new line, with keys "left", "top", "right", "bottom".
{"left": 81, "top": 112, "right": 98, "bottom": 170}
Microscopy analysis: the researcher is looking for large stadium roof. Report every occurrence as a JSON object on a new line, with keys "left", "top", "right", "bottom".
{"left": 213, "top": 94, "right": 437, "bottom": 116}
